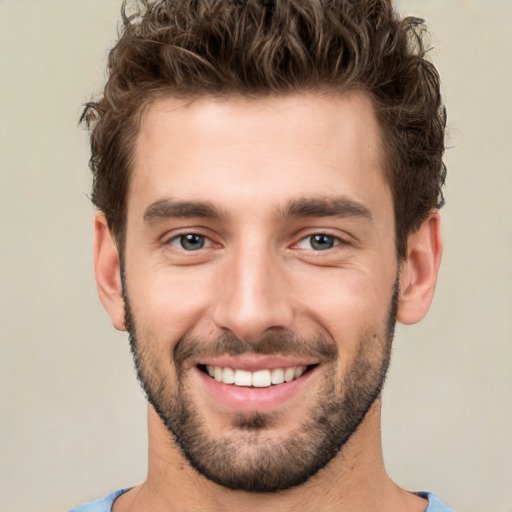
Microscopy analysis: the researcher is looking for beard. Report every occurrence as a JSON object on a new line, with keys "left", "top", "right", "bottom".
{"left": 123, "top": 280, "right": 398, "bottom": 493}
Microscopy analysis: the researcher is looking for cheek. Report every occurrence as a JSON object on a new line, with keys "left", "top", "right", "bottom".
{"left": 297, "top": 269, "right": 394, "bottom": 356}
{"left": 127, "top": 264, "right": 215, "bottom": 342}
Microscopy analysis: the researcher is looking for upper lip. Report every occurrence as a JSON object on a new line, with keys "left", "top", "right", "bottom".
{"left": 193, "top": 354, "right": 319, "bottom": 372}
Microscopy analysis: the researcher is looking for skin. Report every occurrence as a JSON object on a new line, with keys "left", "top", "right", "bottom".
{"left": 94, "top": 92, "right": 442, "bottom": 512}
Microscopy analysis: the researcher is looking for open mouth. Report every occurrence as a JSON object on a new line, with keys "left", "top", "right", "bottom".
{"left": 198, "top": 364, "right": 318, "bottom": 388}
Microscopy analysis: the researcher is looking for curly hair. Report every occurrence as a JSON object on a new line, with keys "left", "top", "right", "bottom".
{"left": 81, "top": 0, "right": 446, "bottom": 258}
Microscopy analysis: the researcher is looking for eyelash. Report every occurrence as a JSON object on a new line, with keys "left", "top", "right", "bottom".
{"left": 165, "top": 231, "right": 345, "bottom": 252}
{"left": 295, "top": 233, "right": 343, "bottom": 251}
{"left": 166, "top": 233, "right": 214, "bottom": 251}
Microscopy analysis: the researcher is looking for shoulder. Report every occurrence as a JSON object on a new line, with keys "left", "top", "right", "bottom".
{"left": 68, "top": 489, "right": 131, "bottom": 512}
{"left": 418, "top": 492, "right": 455, "bottom": 512}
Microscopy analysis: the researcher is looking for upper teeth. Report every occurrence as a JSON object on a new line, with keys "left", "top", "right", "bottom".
{"left": 205, "top": 365, "right": 307, "bottom": 387}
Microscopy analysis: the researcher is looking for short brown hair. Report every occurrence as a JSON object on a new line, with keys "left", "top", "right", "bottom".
{"left": 81, "top": 0, "right": 446, "bottom": 257}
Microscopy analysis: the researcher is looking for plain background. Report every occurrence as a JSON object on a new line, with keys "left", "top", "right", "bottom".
{"left": 1, "top": 1, "right": 511, "bottom": 511}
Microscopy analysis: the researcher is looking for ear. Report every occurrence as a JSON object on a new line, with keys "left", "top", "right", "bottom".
{"left": 94, "top": 212, "right": 126, "bottom": 331}
{"left": 397, "top": 210, "right": 443, "bottom": 325}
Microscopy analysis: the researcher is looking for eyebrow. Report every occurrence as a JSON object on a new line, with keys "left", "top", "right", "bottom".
{"left": 142, "top": 196, "right": 372, "bottom": 226}
{"left": 278, "top": 197, "right": 372, "bottom": 221}
{"left": 143, "top": 199, "right": 226, "bottom": 225}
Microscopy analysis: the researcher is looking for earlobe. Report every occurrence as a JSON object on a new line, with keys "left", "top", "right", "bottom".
{"left": 397, "top": 210, "right": 443, "bottom": 325}
{"left": 94, "top": 212, "right": 126, "bottom": 331}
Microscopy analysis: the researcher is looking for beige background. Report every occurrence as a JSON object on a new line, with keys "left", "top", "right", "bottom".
{"left": 1, "top": 1, "right": 511, "bottom": 511}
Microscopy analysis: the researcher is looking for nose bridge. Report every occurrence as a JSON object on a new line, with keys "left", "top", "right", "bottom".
{"left": 212, "top": 235, "right": 293, "bottom": 341}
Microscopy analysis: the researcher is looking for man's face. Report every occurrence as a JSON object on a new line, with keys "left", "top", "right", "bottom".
{"left": 122, "top": 93, "right": 399, "bottom": 492}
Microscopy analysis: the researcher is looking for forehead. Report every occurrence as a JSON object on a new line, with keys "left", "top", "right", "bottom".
{"left": 130, "top": 92, "right": 390, "bottom": 219}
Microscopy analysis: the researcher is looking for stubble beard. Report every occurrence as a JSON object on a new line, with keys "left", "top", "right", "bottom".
{"left": 123, "top": 281, "right": 398, "bottom": 493}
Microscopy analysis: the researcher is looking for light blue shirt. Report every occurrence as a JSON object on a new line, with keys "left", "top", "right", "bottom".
{"left": 418, "top": 491, "right": 456, "bottom": 512}
{"left": 69, "top": 489, "right": 129, "bottom": 512}
{"left": 69, "top": 489, "right": 455, "bottom": 511}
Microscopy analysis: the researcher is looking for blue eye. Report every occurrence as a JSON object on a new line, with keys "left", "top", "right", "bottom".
{"left": 309, "top": 234, "right": 336, "bottom": 250}
{"left": 297, "top": 234, "right": 340, "bottom": 251}
{"left": 171, "top": 233, "right": 208, "bottom": 251}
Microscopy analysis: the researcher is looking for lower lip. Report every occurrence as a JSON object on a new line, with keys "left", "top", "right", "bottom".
{"left": 195, "top": 366, "right": 318, "bottom": 413}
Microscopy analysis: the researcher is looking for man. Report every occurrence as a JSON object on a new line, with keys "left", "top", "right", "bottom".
{"left": 72, "top": 0, "right": 452, "bottom": 510}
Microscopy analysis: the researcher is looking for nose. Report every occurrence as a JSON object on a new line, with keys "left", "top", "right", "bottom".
{"left": 211, "top": 241, "right": 294, "bottom": 342}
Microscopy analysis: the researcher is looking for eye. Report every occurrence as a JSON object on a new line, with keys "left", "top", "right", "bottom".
{"left": 169, "top": 233, "right": 212, "bottom": 251}
{"left": 297, "top": 233, "right": 340, "bottom": 251}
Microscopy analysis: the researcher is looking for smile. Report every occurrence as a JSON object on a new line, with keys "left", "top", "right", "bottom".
{"left": 194, "top": 358, "right": 321, "bottom": 412}
{"left": 203, "top": 365, "right": 309, "bottom": 387}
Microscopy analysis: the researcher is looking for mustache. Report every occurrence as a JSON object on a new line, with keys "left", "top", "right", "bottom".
{"left": 173, "top": 331, "right": 338, "bottom": 367}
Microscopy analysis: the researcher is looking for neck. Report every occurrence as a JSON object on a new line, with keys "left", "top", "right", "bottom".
{"left": 113, "top": 401, "right": 427, "bottom": 512}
